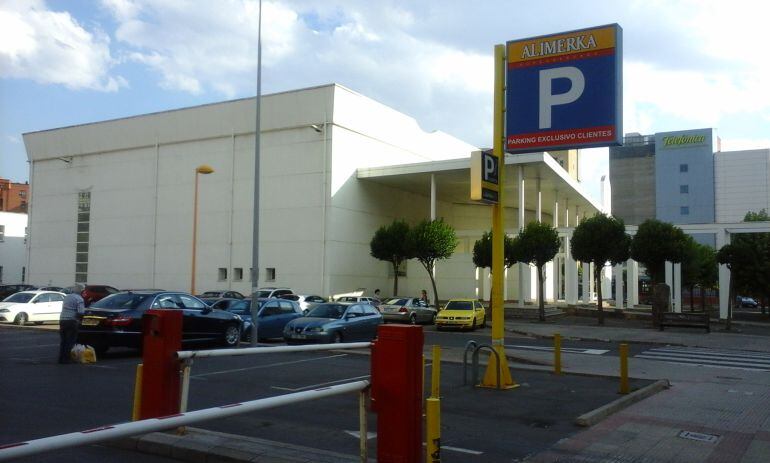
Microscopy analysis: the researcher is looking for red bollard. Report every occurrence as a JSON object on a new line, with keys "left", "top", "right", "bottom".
{"left": 140, "top": 309, "right": 182, "bottom": 419}
{"left": 371, "top": 324, "right": 424, "bottom": 463}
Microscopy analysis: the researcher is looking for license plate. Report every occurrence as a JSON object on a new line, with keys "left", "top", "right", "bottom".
{"left": 81, "top": 318, "right": 101, "bottom": 326}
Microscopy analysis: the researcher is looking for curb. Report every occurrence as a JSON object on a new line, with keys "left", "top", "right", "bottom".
{"left": 505, "top": 327, "right": 687, "bottom": 348}
{"left": 574, "top": 378, "right": 671, "bottom": 427}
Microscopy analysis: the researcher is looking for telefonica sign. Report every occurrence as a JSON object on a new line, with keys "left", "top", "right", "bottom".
{"left": 505, "top": 24, "right": 623, "bottom": 153}
{"left": 661, "top": 134, "right": 707, "bottom": 148}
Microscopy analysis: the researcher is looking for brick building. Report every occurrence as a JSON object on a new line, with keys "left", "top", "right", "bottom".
{"left": 0, "top": 178, "right": 29, "bottom": 213}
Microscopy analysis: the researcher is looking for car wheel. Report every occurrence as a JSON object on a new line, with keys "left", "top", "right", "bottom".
{"left": 222, "top": 324, "right": 240, "bottom": 347}
{"left": 481, "top": 315, "right": 487, "bottom": 328}
{"left": 430, "top": 313, "right": 437, "bottom": 325}
{"left": 333, "top": 332, "right": 343, "bottom": 344}
{"left": 13, "top": 312, "right": 28, "bottom": 326}
{"left": 409, "top": 313, "right": 417, "bottom": 325}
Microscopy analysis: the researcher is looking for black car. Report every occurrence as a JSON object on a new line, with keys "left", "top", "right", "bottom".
{"left": 198, "top": 290, "right": 245, "bottom": 299}
{"left": 211, "top": 297, "right": 302, "bottom": 341}
{"left": 77, "top": 291, "right": 242, "bottom": 354}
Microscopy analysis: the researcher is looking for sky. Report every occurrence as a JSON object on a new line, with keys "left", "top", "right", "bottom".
{"left": 1, "top": 0, "right": 769, "bottom": 203}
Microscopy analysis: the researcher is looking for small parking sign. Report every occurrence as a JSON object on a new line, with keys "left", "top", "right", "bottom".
{"left": 505, "top": 24, "right": 622, "bottom": 153}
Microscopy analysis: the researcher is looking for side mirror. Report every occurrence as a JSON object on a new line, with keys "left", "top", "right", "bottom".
{"left": 202, "top": 306, "right": 212, "bottom": 314}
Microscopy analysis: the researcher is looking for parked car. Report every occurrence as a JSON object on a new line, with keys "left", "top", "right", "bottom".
{"left": 198, "top": 290, "right": 245, "bottom": 299}
{"left": 0, "top": 290, "right": 66, "bottom": 325}
{"left": 81, "top": 285, "right": 120, "bottom": 306}
{"left": 283, "top": 302, "right": 382, "bottom": 344}
{"left": 379, "top": 297, "right": 437, "bottom": 325}
{"left": 435, "top": 299, "right": 487, "bottom": 330}
{"left": 252, "top": 287, "right": 294, "bottom": 299}
{"left": 77, "top": 291, "right": 242, "bottom": 354}
{"left": 0, "top": 284, "right": 38, "bottom": 300}
{"left": 736, "top": 296, "right": 759, "bottom": 308}
{"left": 37, "top": 286, "right": 65, "bottom": 292}
{"left": 212, "top": 297, "right": 302, "bottom": 341}
{"left": 279, "top": 294, "right": 327, "bottom": 314}
{"left": 336, "top": 296, "right": 378, "bottom": 305}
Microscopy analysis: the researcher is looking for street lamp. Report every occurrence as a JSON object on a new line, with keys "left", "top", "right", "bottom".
{"left": 191, "top": 164, "right": 214, "bottom": 295}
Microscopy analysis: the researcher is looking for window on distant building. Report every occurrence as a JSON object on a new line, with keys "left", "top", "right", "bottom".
{"left": 218, "top": 268, "right": 228, "bottom": 281}
{"left": 679, "top": 164, "right": 688, "bottom": 173}
{"left": 681, "top": 206, "right": 690, "bottom": 215}
{"left": 680, "top": 185, "right": 689, "bottom": 194}
{"left": 266, "top": 267, "right": 276, "bottom": 282}
{"left": 75, "top": 191, "right": 91, "bottom": 283}
{"left": 233, "top": 268, "right": 243, "bottom": 281}
{"left": 19, "top": 191, "right": 26, "bottom": 198}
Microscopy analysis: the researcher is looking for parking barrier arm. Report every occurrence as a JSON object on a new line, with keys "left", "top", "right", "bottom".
{"left": 0, "top": 380, "right": 370, "bottom": 462}
{"left": 177, "top": 341, "right": 372, "bottom": 359}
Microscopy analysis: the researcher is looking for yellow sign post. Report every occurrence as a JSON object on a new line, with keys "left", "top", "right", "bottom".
{"left": 480, "top": 44, "right": 517, "bottom": 390}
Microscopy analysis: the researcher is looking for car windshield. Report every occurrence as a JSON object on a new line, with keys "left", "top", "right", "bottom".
{"left": 306, "top": 303, "right": 346, "bottom": 319}
{"left": 444, "top": 301, "right": 473, "bottom": 310}
{"left": 227, "top": 300, "right": 252, "bottom": 315}
{"left": 91, "top": 293, "right": 154, "bottom": 310}
{"left": 384, "top": 298, "right": 408, "bottom": 305}
{"left": 4, "top": 293, "right": 34, "bottom": 303}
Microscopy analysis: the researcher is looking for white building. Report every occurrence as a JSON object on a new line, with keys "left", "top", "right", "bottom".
{"left": 0, "top": 212, "right": 28, "bottom": 284}
{"left": 715, "top": 148, "right": 770, "bottom": 223}
{"left": 23, "top": 84, "right": 600, "bottom": 300}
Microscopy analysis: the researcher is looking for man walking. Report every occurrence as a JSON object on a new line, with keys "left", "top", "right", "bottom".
{"left": 59, "top": 283, "right": 85, "bottom": 364}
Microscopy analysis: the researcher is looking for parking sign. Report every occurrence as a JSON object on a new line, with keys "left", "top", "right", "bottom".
{"left": 505, "top": 24, "right": 622, "bottom": 153}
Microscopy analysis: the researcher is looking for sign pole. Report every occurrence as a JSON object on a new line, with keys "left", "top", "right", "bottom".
{"left": 482, "top": 44, "right": 517, "bottom": 389}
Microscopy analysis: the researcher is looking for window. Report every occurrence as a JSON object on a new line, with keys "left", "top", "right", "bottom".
{"left": 218, "top": 267, "right": 227, "bottom": 281}
{"left": 75, "top": 192, "right": 90, "bottom": 283}
{"left": 279, "top": 301, "right": 297, "bottom": 314}
{"left": 266, "top": 267, "right": 276, "bottom": 282}
{"left": 681, "top": 206, "right": 690, "bottom": 215}
{"left": 0, "top": 224, "right": 4, "bottom": 242}
{"left": 19, "top": 191, "right": 26, "bottom": 198}
{"left": 234, "top": 268, "right": 243, "bottom": 281}
{"left": 680, "top": 185, "right": 689, "bottom": 194}
{"left": 679, "top": 164, "right": 688, "bottom": 173}
{"left": 179, "top": 295, "right": 206, "bottom": 310}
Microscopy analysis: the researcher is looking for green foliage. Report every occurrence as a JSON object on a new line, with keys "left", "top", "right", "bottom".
{"left": 729, "top": 209, "right": 770, "bottom": 308}
{"left": 472, "top": 231, "right": 518, "bottom": 269}
{"left": 370, "top": 219, "right": 412, "bottom": 295}
{"left": 409, "top": 219, "right": 458, "bottom": 306}
{"left": 570, "top": 213, "right": 631, "bottom": 324}
{"left": 514, "top": 221, "right": 560, "bottom": 321}
{"left": 630, "top": 219, "right": 688, "bottom": 283}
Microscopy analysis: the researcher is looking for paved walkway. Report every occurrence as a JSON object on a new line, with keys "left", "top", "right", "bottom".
{"left": 501, "top": 321, "right": 770, "bottom": 463}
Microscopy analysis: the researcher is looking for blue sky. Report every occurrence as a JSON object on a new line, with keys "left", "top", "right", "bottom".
{"left": 2, "top": 0, "right": 769, "bottom": 202}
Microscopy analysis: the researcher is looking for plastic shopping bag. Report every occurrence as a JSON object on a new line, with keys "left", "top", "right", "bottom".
{"left": 70, "top": 344, "right": 97, "bottom": 363}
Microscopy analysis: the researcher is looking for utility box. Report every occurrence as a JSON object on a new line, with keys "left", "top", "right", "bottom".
{"left": 371, "top": 324, "right": 424, "bottom": 463}
{"left": 140, "top": 309, "right": 182, "bottom": 419}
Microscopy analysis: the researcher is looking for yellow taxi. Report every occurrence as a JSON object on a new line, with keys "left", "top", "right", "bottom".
{"left": 435, "top": 299, "right": 486, "bottom": 330}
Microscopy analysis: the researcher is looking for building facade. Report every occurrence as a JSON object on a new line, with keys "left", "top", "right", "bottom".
{"left": 0, "top": 179, "right": 29, "bottom": 213}
{"left": 0, "top": 212, "right": 28, "bottom": 284}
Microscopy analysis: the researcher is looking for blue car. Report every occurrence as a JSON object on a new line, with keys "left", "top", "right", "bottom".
{"left": 283, "top": 302, "right": 382, "bottom": 344}
{"left": 213, "top": 297, "right": 302, "bottom": 341}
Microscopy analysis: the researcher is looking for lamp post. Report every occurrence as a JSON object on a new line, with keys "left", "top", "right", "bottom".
{"left": 191, "top": 164, "right": 214, "bottom": 295}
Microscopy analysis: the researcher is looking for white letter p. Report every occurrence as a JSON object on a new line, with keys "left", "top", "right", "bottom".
{"left": 539, "top": 66, "right": 585, "bottom": 129}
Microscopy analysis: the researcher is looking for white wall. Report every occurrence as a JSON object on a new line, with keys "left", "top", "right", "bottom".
{"left": 0, "top": 212, "right": 27, "bottom": 284}
{"left": 715, "top": 149, "right": 770, "bottom": 223}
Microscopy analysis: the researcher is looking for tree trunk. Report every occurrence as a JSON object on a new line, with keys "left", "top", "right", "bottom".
{"left": 689, "top": 285, "right": 695, "bottom": 311}
{"left": 596, "top": 270, "right": 604, "bottom": 325}
{"left": 726, "top": 269, "right": 734, "bottom": 331}
{"left": 537, "top": 265, "right": 545, "bottom": 322}
{"left": 392, "top": 261, "right": 399, "bottom": 296}
{"left": 428, "top": 264, "right": 439, "bottom": 310}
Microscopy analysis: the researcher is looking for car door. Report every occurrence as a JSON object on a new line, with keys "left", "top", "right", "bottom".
{"left": 178, "top": 294, "right": 218, "bottom": 340}
{"left": 360, "top": 305, "right": 382, "bottom": 340}
{"left": 257, "top": 300, "right": 283, "bottom": 338}
{"left": 47, "top": 293, "right": 65, "bottom": 322}
{"left": 474, "top": 301, "right": 485, "bottom": 324}
{"left": 29, "top": 293, "right": 49, "bottom": 321}
{"left": 343, "top": 304, "right": 366, "bottom": 341}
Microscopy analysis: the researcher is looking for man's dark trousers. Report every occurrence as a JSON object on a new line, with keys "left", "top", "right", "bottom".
{"left": 59, "top": 320, "right": 79, "bottom": 363}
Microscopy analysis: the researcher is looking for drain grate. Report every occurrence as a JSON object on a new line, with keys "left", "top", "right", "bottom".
{"left": 678, "top": 430, "right": 720, "bottom": 444}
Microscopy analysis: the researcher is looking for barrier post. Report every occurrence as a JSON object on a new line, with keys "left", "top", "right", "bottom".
{"left": 554, "top": 333, "right": 562, "bottom": 375}
{"left": 359, "top": 388, "right": 368, "bottom": 463}
{"left": 426, "top": 345, "right": 441, "bottom": 462}
{"left": 371, "top": 324, "right": 424, "bottom": 463}
{"left": 131, "top": 364, "right": 143, "bottom": 421}
{"left": 140, "top": 309, "right": 182, "bottom": 419}
{"left": 619, "top": 343, "right": 629, "bottom": 394}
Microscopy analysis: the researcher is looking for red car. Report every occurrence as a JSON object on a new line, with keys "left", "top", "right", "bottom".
{"left": 81, "top": 285, "right": 120, "bottom": 306}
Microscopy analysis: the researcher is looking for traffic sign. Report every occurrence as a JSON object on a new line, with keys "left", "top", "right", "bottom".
{"left": 470, "top": 150, "right": 499, "bottom": 203}
{"left": 505, "top": 24, "right": 622, "bottom": 153}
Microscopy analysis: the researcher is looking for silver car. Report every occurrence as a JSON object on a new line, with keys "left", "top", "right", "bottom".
{"left": 279, "top": 294, "right": 327, "bottom": 314}
{"left": 379, "top": 297, "right": 436, "bottom": 325}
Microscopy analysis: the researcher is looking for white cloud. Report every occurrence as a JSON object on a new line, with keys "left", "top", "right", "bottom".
{"left": 5, "top": 134, "right": 21, "bottom": 144}
{"left": 0, "top": 0, "right": 124, "bottom": 91}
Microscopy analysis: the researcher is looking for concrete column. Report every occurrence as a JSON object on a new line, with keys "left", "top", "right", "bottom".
{"left": 673, "top": 262, "right": 682, "bottom": 313}
{"left": 574, "top": 205, "right": 580, "bottom": 226}
{"left": 546, "top": 261, "right": 554, "bottom": 302}
{"left": 665, "top": 261, "right": 673, "bottom": 308}
{"left": 564, "top": 198, "right": 570, "bottom": 228}
{"left": 430, "top": 174, "right": 436, "bottom": 220}
{"left": 601, "top": 265, "right": 612, "bottom": 303}
{"left": 536, "top": 178, "right": 542, "bottom": 222}
{"left": 564, "top": 232, "right": 578, "bottom": 304}
{"left": 503, "top": 266, "right": 508, "bottom": 302}
{"left": 589, "top": 263, "right": 595, "bottom": 301}
{"left": 552, "top": 256, "right": 561, "bottom": 301}
{"left": 627, "top": 259, "right": 639, "bottom": 307}
{"left": 716, "top": 230, "right": 730, "bottom": 319}
{"left": 614, "top": 264, "right": 624, "bottom": 310}
{"left": 553, "top": 192, "right": 559, "bottom": 228}
{"left": 518, "top": 166, "right": 527, "bottom": 303}
{"left": 581, "top": 262, "right": 590, "bottom": 303}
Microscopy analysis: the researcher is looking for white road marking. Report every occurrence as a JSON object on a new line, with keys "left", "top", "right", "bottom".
{"left": 344, "top": 430, "right": 377, "bottom": 440}
{"left": 272, "top": 374, "right": 371, "bottom": 392}
{"left": 506, "top": 345, "right": 609, "bottom": 355}
{"left": 635, "top": 347, "right": 770, "bottom": 372}
{"left": 191, "top": 354, "right": 347, "bottom": 378}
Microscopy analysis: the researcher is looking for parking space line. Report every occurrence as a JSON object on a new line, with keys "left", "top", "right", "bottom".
{"left": 272, "top": 374, "right": 371, "bottom": 392}
{"left": 191, "top": 354, "right": 348, "bottom": 378}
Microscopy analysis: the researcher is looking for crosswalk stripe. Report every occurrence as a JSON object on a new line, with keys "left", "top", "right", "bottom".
{"left": 635, "top": 346, "right": 770, "bottom": 372}
{"left": 635, "top": 354, "right": 770, "bottom": 370}
{"left": 643, "top": 350, "right": 770, "bottom": 364}
{"left": 649, "top": 347, "right": 770, "bottom": 359}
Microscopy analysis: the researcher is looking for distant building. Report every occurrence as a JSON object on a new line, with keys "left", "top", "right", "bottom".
{"left": 0, "top": 212, "right": 28, "bottom": 284}
{"left": 0, "top": 178, "right": 29, "bottom": 213}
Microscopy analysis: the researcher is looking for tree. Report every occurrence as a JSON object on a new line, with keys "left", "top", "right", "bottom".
{"left": 693, "top": 243, "right": 718, "bottom": 311}
{"left": 370, "top": 219, "right": 412, "bottom": 296}
{"left": 630, "top": 219, "right": 688, "bottom": 284}
{"left": 409, "top": 219, "right": 458, "bottom": 308}
{"left": 472, "top": 231, "right": 518, "bottom": 301}
{"left": 514, "top": 222, "right": 560, "bottom": 322}
{"left": 732, "top": 210, "right": 770, "bottom": 315}
{"left": 570, "top": 213, "right": 631, "bottom": 325}
{"left": 716, "top": 241, "right": 755, "bottom": 330}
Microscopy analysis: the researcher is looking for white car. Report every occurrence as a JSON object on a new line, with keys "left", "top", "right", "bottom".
{"left": 0, "top": 291, "right": 66, "bottom": 325}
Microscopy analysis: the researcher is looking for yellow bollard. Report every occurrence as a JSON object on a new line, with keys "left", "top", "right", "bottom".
{"left": 132, "top": 363, "right": 143, "bottom": 421}
{"left": 426, "top": 397, "right": 441, "bottom": 463}
{"left": 619, "top": 343, "right": 629, "bottom": 394}
{"left": 554, "top": 333, "right": 562, "bottom": 375}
